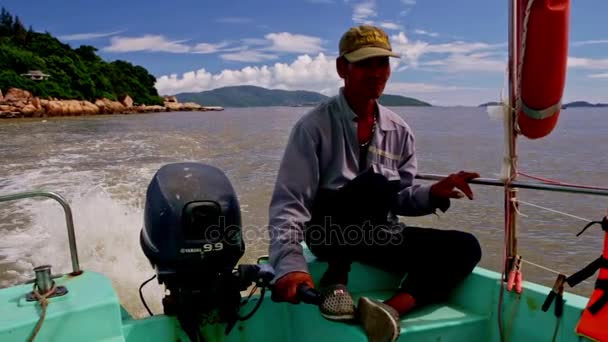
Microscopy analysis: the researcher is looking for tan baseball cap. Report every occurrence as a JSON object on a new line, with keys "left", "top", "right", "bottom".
{"left": 339, "top": 25, "right": 401, "bottom": 63}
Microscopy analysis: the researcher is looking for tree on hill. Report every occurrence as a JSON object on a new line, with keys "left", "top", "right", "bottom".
{"left": 0, "top": 8, "right": 13, "bottom": 36}
{"left": 0, "top": 7, "right": 163, "bottom": 105}
{"left": 12, "top": 16, "right": 26, "bottom": 45}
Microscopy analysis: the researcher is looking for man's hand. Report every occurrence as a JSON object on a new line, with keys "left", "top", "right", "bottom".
{"left": 272, "top": 271, "right": 315, "bottom": 304}
{"left": 430, "top": 171, "right": 480, "bottom": 200}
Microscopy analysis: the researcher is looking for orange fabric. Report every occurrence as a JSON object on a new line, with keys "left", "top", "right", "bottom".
{"left": 273, "top": 271, "right": 314, "bottom": 304}
{"left": 516, "top": 0, "right": 569, "bottom": 139}
{"left": 576, "top": 230, "right": 608, "bottom": 341}
{"left": 384, "top": 292, "right": 416, "bottom": 316}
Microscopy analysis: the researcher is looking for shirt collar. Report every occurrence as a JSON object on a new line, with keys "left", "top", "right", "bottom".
{"left": 337, "top": 87, "right": 397, "bottom": 131}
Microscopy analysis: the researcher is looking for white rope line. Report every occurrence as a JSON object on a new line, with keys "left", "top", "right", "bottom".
{"left": 515, "top": 199, "right": 592, "bottom": 223}
{"left": 521, "top": 259, "right": 593, "bottom": 286}
{"left": 510, "top": 198, "right": 529, "bottom": 217}
{"left": 521, "top": 259, "right": 561, "bottom": 275}
{"left": 513, "top": 199, "right": 595, "bottom": 285}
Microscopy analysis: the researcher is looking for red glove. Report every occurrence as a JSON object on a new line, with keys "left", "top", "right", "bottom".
{"left": 272, "top": 271, "right": 315, "bottom": 304}
{"left": 430, "top": 171, "right": 480, "bottom": 201}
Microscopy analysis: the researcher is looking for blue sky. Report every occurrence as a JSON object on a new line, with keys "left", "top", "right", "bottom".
{"left": 3, "top": 0, "right": 608, "bottom": 105}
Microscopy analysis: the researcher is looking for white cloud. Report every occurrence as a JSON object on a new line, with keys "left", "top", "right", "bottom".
{"left": 103, "top": 35, "right": 191, "bottom": 53}
{"left": 155, "top": 53, "right": 341, "bottom": 96}
{"left": 424, "top": 41, "right": 503, "bottom": 54}
{"left": 390, "top": 31, "right": 505, "bottom": 72}
{"left": 390, "top": 32, "right": 428, "bottom": 67}
{"left": 192, "top": 42, "right": 231, "bottom": 54}
{"left": 221, "top": 50, "right": 279, "bottom": 62}
{"left": 386, "top": 82, "right": 481, "bottom": 94}
{"left": 589, "top": 73, "right": 608, "bottom": 79}
{"left": 264, "top": 33, "right": 325, "bottom": 53}
{"left": 572, "top": 40, "right": 608, "bottom": 47}
{"left": 59, "top": 30, "right": 124, "bottom": 41}
{"left": 399, "top": 0, "right": 416, "bottom": 16}
{"left": 414, "top": 29, "right": 439, "bottom": 38}
{"left": 154, "top": 51, "right": 501, "bottom": 106}
{"left": 380, "top": 22, "right": 403, "bottom": 31}
{"left": 215, "top": 17, "right": 253, "bottom": 24}
{"left": 102, "top": 32, "right": 326, "bottom": 56}
{"left": 353, "top": 1, "right": 377, "bottom": 23}
{"left": 568, "top": 56, "right": 608, "bottom": 70}
{"left": 424, "top": 53, "right": 505, "bottom": 73}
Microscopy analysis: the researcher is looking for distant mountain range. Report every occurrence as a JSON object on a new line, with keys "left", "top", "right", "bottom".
{"left": 561, "top": 101, "right": 608, "bottom": 109}
{"left": 377, "top": 94, "right": 431, "bottom": 107}
{"left": 479, "top": 101, "right": 608, "bottom": 108}
{"left": 478, "top": 102, "right": 502, "bottom": 107}
{"left": 174, "top": 86, "right": 431, "bottom": 108}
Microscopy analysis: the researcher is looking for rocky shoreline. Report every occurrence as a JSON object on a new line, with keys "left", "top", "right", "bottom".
{"left": 0, "top": 88, "right": 222, "bottom": 119}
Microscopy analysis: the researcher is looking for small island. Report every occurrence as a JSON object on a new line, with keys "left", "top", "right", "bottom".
{"left": 478, "top": 101, "right": 502, "bottom": 107}
{"left": 479, "top": 101, "right": 608, "bottom": 109}
{"left": 174, "top": 85, "right": 431, "bottom": 108}
{"left": 562, "top": 101, "right": 608, "bottom": 109}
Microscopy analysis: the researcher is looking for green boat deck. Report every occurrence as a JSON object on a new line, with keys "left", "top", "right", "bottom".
{"left": 0, "top": 246, "right": 594, "bottom": 341}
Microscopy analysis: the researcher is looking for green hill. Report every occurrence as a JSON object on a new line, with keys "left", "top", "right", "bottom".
{"left": 562, "top": 101, "right": 608, "bottom": 109}
{"left": 378, "top": 94, "right": 431, "bottom": 107}
{"left": 175, "top": 86, "right": 328, "bottom": 107}
{"left": 478, "top": 101, "right": 608, "bottom": 108}
{"left": 478, "top": 101, "right": 502, "bottom": 107}
{"left": 0, "top": 7, "right": 162, "bottom": 105}
{"left": 175, "top": 86, "right": 431, "bottom": 108}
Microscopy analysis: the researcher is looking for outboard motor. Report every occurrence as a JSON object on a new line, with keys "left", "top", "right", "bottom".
{"left": 140, "top": 162, "right": 274, "bottom": 341}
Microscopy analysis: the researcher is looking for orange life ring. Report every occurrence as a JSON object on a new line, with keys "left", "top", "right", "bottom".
{"left": 516, "top": 0, "right": 570, "bottom": 139}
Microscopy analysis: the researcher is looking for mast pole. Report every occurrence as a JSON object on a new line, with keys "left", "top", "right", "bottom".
{"left": 506, "top": 0, "right": 519, "bottom": 274}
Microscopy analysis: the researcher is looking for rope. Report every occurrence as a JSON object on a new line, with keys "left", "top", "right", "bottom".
{"left": 518, "top": 0, "right": 535, "bottom": 96}
{"left": 517, "top": 171, "right": 608, "bottom": 191}
{"left": 515, "top": 199, "right": 592, "bottom": 223}
{"left": 514, "top": 0, "right": 536, "bottom": 134}
{"left": 521, "top": 259, "right": 562, "bottom": 276}
{"left": 514, "top": 199, "right": 595, "bottom": 285}
{"left": 28, "top": 283, "right": 57, "bottom": 342}
{"left": 510, "top": 198, "right": 529, "bottom": 217}
{"left": 505, "top": 237, "right": 594, "bottom": 286}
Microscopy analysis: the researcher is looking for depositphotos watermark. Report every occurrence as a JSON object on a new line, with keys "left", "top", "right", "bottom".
{"left": 184, "top": 216, "right": 405, "bottom": 247}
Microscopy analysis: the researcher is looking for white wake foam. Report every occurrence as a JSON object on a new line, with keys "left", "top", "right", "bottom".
{"left": 0, "top": 176, "right": 164, "bottom": 317}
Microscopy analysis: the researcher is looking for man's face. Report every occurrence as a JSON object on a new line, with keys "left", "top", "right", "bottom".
{"left": 338, "top": 56, "right": 391, "bottom": 100}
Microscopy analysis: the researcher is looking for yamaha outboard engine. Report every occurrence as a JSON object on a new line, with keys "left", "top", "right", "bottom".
{"left": 140, "top": 162, "right": 274, "bottom": 341}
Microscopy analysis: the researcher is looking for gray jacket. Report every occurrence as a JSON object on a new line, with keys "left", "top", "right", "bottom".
{"left": 268, "top": 88, "right": 438, "bottom": 281}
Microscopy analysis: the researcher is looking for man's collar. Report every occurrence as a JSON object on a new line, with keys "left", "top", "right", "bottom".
{"left": 337, "top": 87, "right": 397, "bottom": 131}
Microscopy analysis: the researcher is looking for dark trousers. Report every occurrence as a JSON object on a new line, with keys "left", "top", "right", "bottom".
{"left": 304, "top": 170, "right": 482, "bottom": 305}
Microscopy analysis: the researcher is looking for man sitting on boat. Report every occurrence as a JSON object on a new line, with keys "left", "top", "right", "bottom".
{"left": 267, "top": 24, "right": 482, "bottom": 342}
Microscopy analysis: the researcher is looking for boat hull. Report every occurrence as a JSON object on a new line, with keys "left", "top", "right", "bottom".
{"left": 0, "top": 249, "right": 592, "bottom": 341}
